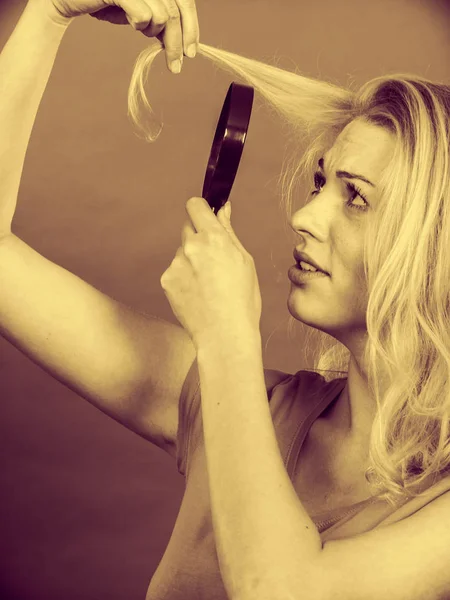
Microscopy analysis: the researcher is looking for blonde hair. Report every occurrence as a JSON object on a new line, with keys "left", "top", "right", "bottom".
{"left": 126, "top": 42, "right": 450, "bottom": 508}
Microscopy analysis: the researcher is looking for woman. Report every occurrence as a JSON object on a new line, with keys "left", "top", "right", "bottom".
{"left": 1, "top": 0, "right": 449, "bottom": 599}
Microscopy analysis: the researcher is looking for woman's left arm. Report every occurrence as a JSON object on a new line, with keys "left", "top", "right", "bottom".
{"left": 160, "top": 197, "right": 450, "bottom": 600}
{"left": 196, "top": 332, "right": 450, "bottom": 600}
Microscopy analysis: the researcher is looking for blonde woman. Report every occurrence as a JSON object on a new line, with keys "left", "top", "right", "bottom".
{"left": 1, "top": 1, "right": 449, "bottom": 599}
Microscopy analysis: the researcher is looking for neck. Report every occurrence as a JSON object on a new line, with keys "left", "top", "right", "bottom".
{"left": 332, "top": 356, "right": 377, "bottom": 449}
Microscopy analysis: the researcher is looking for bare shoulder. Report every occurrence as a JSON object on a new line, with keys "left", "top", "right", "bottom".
{"left": 320, "top": 486, "right": 450, "bottom": 600}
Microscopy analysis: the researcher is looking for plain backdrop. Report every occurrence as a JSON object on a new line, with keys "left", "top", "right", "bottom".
{"left": 0, "top": 0, "right": 449, "bottom": 598}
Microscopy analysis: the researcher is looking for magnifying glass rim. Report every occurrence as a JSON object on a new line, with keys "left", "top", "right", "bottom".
{"left": 202, "top": 82, "right": 254, "bottom": 214}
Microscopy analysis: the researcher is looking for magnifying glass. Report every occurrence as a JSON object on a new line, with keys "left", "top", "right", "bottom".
{"left": 202, "top": 82, "right": 255, "bottom": 215}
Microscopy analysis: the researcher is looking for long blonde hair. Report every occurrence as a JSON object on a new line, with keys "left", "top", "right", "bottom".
{"left": 126, "top": 41, "right": 450, "bottom": 508}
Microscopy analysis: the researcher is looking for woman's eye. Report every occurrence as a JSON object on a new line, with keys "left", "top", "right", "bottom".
{"left": 311, "top": 171, "right": 325, "bottom": 195}
{"left": 310, "top": 171, "right": 369, "bottom": 212}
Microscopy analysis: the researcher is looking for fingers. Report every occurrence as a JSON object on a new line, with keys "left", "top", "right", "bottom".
{"left": 138, "top": 0, "right": 168, "bottom": 37}
{"left": 176, "top": 0, "right": 200, "bottom": 58}
{"left": 181, "top": 220, "right": 196, "bottom": 246}
{"left": 112, "top": 0, "right": 199, "bottom": 74}
{"left": 180, "top": 203, "right": 247, "bottom": 257}
{"left": 107, "top": 0, "right": 155, "bottom": 26}
{"left": 159, "top": 0, "right": 199, "bottom": 66}
{"left": 158, "top": 1, "right": 184, "bottom": 73}
{"left": 139, "top": 0, "right": 199, "bottom": 73}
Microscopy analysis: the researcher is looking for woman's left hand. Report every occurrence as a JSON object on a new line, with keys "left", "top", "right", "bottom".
{"left": 160, "top": 197, "right": 262, "bottom": 349}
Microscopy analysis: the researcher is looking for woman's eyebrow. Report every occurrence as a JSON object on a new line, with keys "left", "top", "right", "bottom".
{"left": 318, "top": 157, "right": 376, "bottom": 188}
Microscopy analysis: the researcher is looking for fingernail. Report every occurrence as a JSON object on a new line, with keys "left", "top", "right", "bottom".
{"left": 171, "top": 60, "right": 181, "bottom": 74}
{"left": 186, "top": 44, "right": 197, "bottom": 58}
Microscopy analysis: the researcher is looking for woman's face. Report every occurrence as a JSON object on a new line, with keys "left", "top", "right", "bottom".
{"left": 287, "top": 118, "right": 395, "bottom": 349}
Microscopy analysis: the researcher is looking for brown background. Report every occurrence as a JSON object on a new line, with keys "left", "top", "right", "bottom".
{"left": 0, "top": 1, "right": 449, "bottom": 598}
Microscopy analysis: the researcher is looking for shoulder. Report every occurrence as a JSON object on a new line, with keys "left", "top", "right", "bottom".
{"left": 320, "top": 486, "right": 450, "bottom": 600}
{"left": 264, "top": 368, "right": 345, "bottom": 422}
{"left": 264, "top": 367, "right": 335, "bottom": 394}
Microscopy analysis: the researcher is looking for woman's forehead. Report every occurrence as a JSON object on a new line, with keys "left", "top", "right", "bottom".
{"left": 327, "top": 121, "right": 395, "bottom": 178}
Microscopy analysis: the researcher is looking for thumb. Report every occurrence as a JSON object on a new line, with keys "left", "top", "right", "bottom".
{"left": 218, "top": 202, "right": 247, "bottom": 253}
{"left": 219, "top": 201, "right": 231, "bottom": 220}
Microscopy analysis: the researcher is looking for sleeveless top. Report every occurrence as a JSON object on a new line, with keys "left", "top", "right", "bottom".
{"left": 146, "top": 359, "right": 450, "bottom": 599}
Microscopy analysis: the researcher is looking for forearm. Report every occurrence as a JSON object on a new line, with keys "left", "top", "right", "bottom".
{"left": 196, "top": 333, "right": 324, "bottom": 600}
{"left": 0, "top": 0, "right": 71, "bottom": 236}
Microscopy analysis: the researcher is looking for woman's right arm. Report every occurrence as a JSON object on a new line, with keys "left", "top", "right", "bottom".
{"left": 0, "top": 234, "right": 197, "bottom": 454}
{"left": 0, "top": 0, "right": 199, "bottom": 455}
{"left": 0, "top": 0, "right": 199, "bottom": 232}
{"left": 0, "top": 0, "right": 71, "bottom": 236}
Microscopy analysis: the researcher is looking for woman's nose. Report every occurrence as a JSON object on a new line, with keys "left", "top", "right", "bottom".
{"left": 289, "top": 197, "right": 334, "bottom": 239}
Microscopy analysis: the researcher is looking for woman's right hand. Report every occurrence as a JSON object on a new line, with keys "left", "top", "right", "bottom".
{"left": 48, "top": 0, "right": 200, "bottom": 73}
